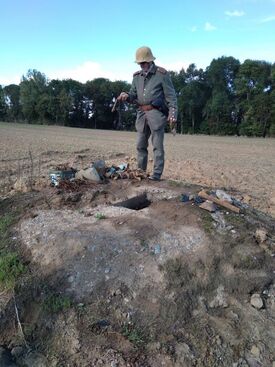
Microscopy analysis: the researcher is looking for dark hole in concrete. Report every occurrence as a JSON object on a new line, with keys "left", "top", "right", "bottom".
{"left": 114, "top": 193, "right": 151, "bottom": 210}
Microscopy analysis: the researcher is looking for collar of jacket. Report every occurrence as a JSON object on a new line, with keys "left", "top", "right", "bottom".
{"left": 140, "top": 62, "right": 157, "bottom": 77}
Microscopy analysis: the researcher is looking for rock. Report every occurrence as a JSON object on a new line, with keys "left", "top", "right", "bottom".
{"left": 242, "top": 195, "right": 252, "bottom": 204}
{"left": 75, "top": 166, "right": 102, "bottom": 182}
{"left": 246, "top": 357, "right": 261, "bottom": 367}
{"left": 13, "top": 177, "right": 31, "bottom": 193}
{"left": 199, "top": 200, "right": 217, "bottom": 212}
{"left": 250, "top": 345, "right": 260, "bottom": 358}
{"left": 255, "top": 229, "right": 268, "bottom": 244}
{"left": 209, "top": 285, "right": 228, "bottom": 308}
{"left": 236, "top": 358, "right": 249, "bottom": 367}
{"left": 93, "top": 160, "right": 106, "bottom": 178}
{"left": 216, "top": 189, "right": 233, "bottom": 203}
{"left": 250, "top": 294, "right": 263, "bottom": 310}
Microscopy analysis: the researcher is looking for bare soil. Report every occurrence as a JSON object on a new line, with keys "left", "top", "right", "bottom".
{"left": 0, "top": 123, "right": 275, "bottom": 366}
{"left": 1, "top": 122, "right": 275, "bottom": 217}
{"left": 0, "top": 179, "right": 274, "bottom": 366}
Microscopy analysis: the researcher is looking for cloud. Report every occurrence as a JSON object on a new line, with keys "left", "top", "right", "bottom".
{"left": 190, "top": 26, "right": 197, "bottom": 32}
{"left": 159, "top": 60, "right": 191, "bottom": 72}
{"left": 48, "top": 61, "right": 118, "bottom": 82}
{"left": 0, "top": 74, "right": 21, "bottom": 86}
{"left": 0, "top": 61, "right": 133, "bottom": 86}
{"left": 204, "top": 22, "right": 217, "bottom": 31}
{"left": 260, "top": 15, "right": 275, "bottom": 23}
{"left": 225, "top": 10, "right": 245, "bottom": 17}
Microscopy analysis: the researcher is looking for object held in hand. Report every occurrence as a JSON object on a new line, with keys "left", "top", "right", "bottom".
{"left": 169, "top": 117, "right": 176, "bottom": 136}
{"left": 111, "top": 98, "right": 118, "bottom": 112}
{"left": 117, "top": 92, "right": 129, "bottom": 101}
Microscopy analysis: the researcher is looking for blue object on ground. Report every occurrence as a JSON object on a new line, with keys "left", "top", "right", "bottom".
{"left": 154, "top": 244, "right": 161, "bottom": 254}
{"left": 194, "top": 195, "right": 204, "bottom": 204}
{"left": 181, "top": 194, "right": 190, "bottom": 202}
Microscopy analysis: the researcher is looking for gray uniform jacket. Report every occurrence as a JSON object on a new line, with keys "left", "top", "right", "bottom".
{"left": 127, "top": 63, "right": 178, "bottom": 132}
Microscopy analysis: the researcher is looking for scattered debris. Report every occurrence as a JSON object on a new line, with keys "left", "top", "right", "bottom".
{"left": 181, "top": 194, "right": 190, "bottom": 202}
{"left": 153, "top": 244, "right": 161, "bottom": 254}
{"left": 75, "top": 166, "right": 102, "bottom": 182}
{"left": 216, "top": 189, "right": 233, "bottom": 203}
{"left": 49, "top": 168, "right": 76, "bottom": 186}
{"left": 211, "top": 211, "right": 234, "bottom": 233}
{"left": 49, "top": 161, "right": 148, "bottom": 187}
{"left": 194, "top": 195, "right": 204, "bottom": 204}
{"left": 198, "top": 190, "right": 240, "bottom": 213}
{"left": 106, "top": 165, "right": 147, "bottom": 180}
{"left": 199, "top": 200, "right": 217, "bottom": 213}
{"left": 57, "top": 179, "right": 96, "bottom": 192}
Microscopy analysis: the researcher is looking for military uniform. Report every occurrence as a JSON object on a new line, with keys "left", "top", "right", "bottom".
{"left": 127, "top": 62, "right": 177, "bottom": 179}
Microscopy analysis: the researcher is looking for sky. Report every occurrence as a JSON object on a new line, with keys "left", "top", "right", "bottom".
{"left": 0, "top": 0, "right": 275, "bottom": 86}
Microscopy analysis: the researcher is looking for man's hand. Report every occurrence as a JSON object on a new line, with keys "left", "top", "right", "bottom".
{"left": 117, "top": 92, "right": 129, "bottom": 101}
{"left": 168, "top": 117, "right": 177, "bottom": 136}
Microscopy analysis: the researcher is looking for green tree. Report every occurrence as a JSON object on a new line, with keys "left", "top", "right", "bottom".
{"left": 0, "top": 86, "right": 7, "bottom": 120}
{"left": 236, "top": 60, "right": 272, "bottom": 136}
{"left": 20, "top": 69, "right": 48, "bottom": 122}
{"left": 61, "top": 79, "right": 84, "bottom": 127}
{"left": 3, "top": 84, "right": 21, "bottom": 121}
{"left": 203, "top": 56, "right": 240, "bottom": 134}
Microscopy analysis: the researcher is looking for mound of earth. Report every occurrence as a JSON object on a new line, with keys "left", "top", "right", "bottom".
{"left": 0, "top": 179, "right": 274, "bottom": 367}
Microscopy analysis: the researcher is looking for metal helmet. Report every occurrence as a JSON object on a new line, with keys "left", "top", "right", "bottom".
{"left": 135, "top": 46, "right": 156, "bottom": 63}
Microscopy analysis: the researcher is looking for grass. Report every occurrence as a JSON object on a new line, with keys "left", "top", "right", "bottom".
{"left": 0, "top": 209, "right": 25, "bottom": 290}
{"left": 43, "top": 294, "right": 72, "bottom": 313}
{"left": 200, "top": 211, "right": 215, "bottom": 234}
{"left": 122, "top": 324, "right": 145, "bottom": 347}
{"left": 167, "top": 179, "right": 183, "bottom": 187}
{"left": 0, "top": 212, "right": 16, "bottom": 234}
{"left": 95, "top": 212, "right": 106, "bottom": 220}
{"left": 0, "top": 212, "right": 18, "bottom": 249}
{"left": 0, "top": 252, "right": 25, "bottom": 290}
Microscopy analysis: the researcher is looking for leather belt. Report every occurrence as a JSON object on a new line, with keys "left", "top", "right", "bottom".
{"left": 138, "top": 104, "right": 157, "bottom": 112}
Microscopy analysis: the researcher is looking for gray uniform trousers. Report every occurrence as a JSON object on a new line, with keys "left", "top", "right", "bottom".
{"left": 136, "top": 118, "right": 165, "bottom": 178}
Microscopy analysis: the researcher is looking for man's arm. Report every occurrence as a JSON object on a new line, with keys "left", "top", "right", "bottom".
{"left": 162, "top": 73, "right": 178, "bottom": 123}
{"left": 117, "top": 78, "right": 137, "bottom": 102}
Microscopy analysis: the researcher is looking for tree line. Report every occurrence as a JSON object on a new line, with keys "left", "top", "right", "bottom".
{"left": 0, "top": 56, "right": 274, "bottom": 136}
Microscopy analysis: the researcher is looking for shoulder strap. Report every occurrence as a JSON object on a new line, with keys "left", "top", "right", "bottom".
{"left": 157, "top": 66, "right": 167, "bottom": 74}
{"left": 133, "top": 70, "right": 141, "bottom": 76}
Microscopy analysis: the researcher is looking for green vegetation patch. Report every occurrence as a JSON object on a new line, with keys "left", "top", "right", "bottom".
{"left": 95, "top": 212, "right": 106, "bottom": 220}
{"left": 122, "top": 324, "right": 146, "bottom": 347}
{"left": 43, "top": 294, "right": 72, "bottom": 313}
{"left": 0, "top": 212, "right": 16, "bottom": 234}
{"left": 0, "top": 252, "right": 25, "bottom": 290}
{"left": 200, "top": 211, "right": 215, "bottom": 234}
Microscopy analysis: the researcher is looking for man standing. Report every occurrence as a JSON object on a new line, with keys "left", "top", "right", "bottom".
{"left": 117, "top": 46, "right": 177, "bottom": 181}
